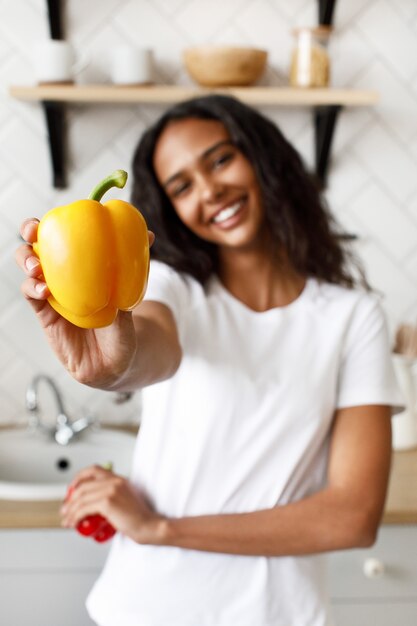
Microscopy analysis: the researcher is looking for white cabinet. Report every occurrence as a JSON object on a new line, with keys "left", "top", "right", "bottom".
{"left": 0, "top": 529, "right": 109, "bottom": 626}
{"left": 1, "top": 525, "right": 416, "bottom": 625}
{"left": 328, "top": 525, "right": 417, "bottom": 626}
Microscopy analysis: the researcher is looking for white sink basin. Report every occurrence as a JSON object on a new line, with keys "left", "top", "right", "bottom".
{"left": 0, "top": 427, "right": 136, "bottom": 501}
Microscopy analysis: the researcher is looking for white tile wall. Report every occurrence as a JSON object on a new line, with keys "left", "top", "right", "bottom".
{"left": 0, "top": 0, "right": 416, "bottom": 422}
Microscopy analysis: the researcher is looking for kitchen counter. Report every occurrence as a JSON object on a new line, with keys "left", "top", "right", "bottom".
{"left": 0, "top": 447, "right": 416, "bottom": 529}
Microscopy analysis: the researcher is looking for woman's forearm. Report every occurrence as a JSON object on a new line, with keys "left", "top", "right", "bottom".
{"left": 107, "top": 314, "right": 181, "bottom": 392}
{"left": 154, "top": 487, "right": 380, "bottom": 557}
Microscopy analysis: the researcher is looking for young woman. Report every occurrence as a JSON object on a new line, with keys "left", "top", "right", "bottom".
{"left": 16, "top": 95, "right": 402, "bottom": 626}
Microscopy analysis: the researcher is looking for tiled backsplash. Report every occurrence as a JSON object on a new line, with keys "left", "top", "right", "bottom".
{"left": 0, "top": 0, "right": 416, "bottom": 422}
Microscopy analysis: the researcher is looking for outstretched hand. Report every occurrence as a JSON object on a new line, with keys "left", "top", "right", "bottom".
{"left": 15, "top": 218, "right": 154, "bottom": 389}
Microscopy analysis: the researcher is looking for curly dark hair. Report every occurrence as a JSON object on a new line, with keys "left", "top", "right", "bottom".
{"left": 131, "top": 94, "right": 368, "bottom": 289}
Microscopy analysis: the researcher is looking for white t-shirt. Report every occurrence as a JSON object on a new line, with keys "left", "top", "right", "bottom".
{"left": 87, "top": 261, "right": 402, "bottom": 626}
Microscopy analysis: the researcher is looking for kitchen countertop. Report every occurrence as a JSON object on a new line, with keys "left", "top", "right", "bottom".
{"left": 0, "top": 445, "right": 416, "bottom": 529}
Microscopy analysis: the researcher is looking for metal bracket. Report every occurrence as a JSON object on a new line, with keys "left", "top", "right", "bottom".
{"left": 318, "top": 0, "right": 337, "bottom": 25}
{"left": 46, "top": 0, "right": 63, "bottom": 39}
{"left": 42, "top": 101, "right": 66, "bottom": 189}
{"left": 44, "top": 1, "right": 65, "bottom": 187}
{"left": 316, "top": 0, "right": 338, "bottom": 184}
{"left": 314, "top": 105, "right": 358, "bottom": 239}
{"left": 314, "top": 105, "right": 342, "bottom": 188}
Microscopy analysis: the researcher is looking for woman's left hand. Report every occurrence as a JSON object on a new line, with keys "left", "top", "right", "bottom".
{"left": 60, "top": 465, "right": 165, "bottom": 544}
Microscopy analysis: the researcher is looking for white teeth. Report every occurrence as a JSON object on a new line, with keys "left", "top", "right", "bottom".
{"left": 212, "top": 202, "right": 241, "bottom": 224}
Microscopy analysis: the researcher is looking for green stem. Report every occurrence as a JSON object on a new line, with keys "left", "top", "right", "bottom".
{"left": 88, "top": 170, "right": 128, "bottom": 202}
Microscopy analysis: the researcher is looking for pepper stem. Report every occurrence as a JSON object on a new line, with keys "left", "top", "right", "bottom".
{"left": 88, "top": 170, "right": 128, "bottom": 202}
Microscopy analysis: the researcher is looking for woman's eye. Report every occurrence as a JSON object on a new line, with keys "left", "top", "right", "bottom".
{"left": 171, "top": 181, "right": 190, "bottom": 197}
{"left": 212, "top": 153, "right": 233, "bottom": 169}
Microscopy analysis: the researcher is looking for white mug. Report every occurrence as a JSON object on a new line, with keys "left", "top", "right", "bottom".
{"left": 33, "top": 40, "right": 89, "bottom": 83}
{"left": 392, "top": 354, "right": 417, "bottom": 450}
{"left": 109, "top": 46, "right": 153, "bottom": 85}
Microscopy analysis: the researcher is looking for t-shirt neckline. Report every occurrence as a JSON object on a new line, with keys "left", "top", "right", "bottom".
{"left": 210, "top": 274, "right": 317, "bottom": 316}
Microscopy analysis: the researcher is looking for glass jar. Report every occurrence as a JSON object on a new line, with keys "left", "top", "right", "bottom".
{"left": 289, "top": 26, "right": 331, "bottom": 88}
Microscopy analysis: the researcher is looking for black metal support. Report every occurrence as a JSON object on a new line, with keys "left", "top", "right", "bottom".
{"left": 43, "top": 1, "right": 66, "bottom": 187}
{"left": 314, "top": 105, "right": 358, "bottom": 240}
{"left": 46, "top": 0, "right": 63, "bottom": 39}
{"left": 314, "top": 105, "right": 341, "bottom": 188}
{"left": 42, "top": 101, "right": 66, "bottom": 189}
{"left": 318, "top": 0, "right": 337, "bottom": 25}
{"left": 318, "top": 0, "right": 336, "bottom": 26}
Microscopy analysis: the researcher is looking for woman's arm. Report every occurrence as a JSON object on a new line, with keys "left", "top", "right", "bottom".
{"left": 62, "top": 404, "right": 392, "bottom": 556}
{"left": 108, "top": 301, "right": 182, "bottom": 391}
{"left": 157, "top": 404, "right": 392, "bottom": 555}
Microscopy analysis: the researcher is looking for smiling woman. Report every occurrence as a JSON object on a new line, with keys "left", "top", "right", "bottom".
{"left": 15, "top": 94, "right": 402, "bottom": 626}
{"left": 132, "top": 95, "right": 368, "bottom": 290}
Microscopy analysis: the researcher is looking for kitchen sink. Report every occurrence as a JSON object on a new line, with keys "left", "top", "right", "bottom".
{"left": 0, "top": 427, "right": 136, "bottom": 501}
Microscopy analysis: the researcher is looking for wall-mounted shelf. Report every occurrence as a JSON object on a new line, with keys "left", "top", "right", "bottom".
{"left": 9, "top": 84, "right": 377, "bottom": 106}
{"left": 9, "top": 84, "right": 378, "bottom": 189}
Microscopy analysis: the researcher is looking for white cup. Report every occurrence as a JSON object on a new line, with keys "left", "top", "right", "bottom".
{"left": 109, "top": 46, "right": 153, "bottom": 85}
{"left": 33, "top": 40, "right": 89, "bottom": 84}
{"left": 392, "top": 354, "right": 417, "bottom": 450}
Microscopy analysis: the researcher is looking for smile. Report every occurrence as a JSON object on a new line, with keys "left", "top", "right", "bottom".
{"left": 212, "top": 199, "right": 245, "bottom": 224}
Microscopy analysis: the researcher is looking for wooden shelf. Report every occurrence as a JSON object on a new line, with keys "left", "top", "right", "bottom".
{"left": 9, "top": 84, "right": 379, "bottom": 107}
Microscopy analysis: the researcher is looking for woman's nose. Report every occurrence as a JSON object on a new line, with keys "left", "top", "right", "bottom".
{"left": 196, "top": 173, "right": 225, "bottom": 202}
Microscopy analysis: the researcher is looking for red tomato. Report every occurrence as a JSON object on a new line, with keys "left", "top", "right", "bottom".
{"left": 93, "top": 520, "right": 116, "bottom": 543}
{"left": 65, "top": 484, "right": 75, "bottom": 502}
{"left": 76, "top": 514, "right": 106, "bottom": 537}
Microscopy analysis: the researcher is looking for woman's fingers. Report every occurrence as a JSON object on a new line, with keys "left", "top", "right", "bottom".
{"left": 16, "top": 219, "right": 43, "bottom": 280}
{"left": 16, "top": 244, "right": 49, "bottom": 301}
{"left": 61, "top": 467, "right": 119, "bottom": 526}
{"left": 62, "top": 484, "right": 110, "bottom": 527}
{"left": 15, "top": 221, "right": 49, "bottom": 299}
{"left": 20, "top": 277, "right": 49, "bottom": 300}
{"left": 70, "top": 464, "right": 112, "bottom": 489}
{"left": 15, "top": 243, "right": 43, "bottom": 279}
{"left": 20, "top": 218, "right": 39, "bottom": 243}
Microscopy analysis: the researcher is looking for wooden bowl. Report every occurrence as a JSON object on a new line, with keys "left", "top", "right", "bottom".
{"left": 183, "top": 46, "right": 268, "bottom": 87}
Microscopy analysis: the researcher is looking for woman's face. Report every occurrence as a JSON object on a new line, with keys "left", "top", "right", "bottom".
{"left": 153, "top": 118, "right": 265, "bottom": 251}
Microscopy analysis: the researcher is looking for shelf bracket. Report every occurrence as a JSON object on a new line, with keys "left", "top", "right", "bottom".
{"left": 42, "top": 101, "right": 66, "bottom": 189}
{"left": 46, "top": 0, "right": 63, "bottom": 39}
{"left": 318, "top": 0, "right": 337, "bottom": 25}
{"left": 314, "top": 105, "right": 357, "bottom": 239}
{"left": 314, "top": 104, "right": 342, "bottom": 188}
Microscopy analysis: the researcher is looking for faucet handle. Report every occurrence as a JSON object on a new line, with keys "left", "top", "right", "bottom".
{"left": 54, "top": 414, "right": 96, "bottom": 445}
{"left": 71, "top": 414, "right": 96, "bottom": 434}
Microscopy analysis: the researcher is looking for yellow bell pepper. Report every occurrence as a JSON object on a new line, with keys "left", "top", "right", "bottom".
{"left": 33, "top": 170, "right": 150, "bottom": 329}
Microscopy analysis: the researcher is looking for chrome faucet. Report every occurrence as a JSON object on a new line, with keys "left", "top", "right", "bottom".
{"left": 25, "top": 374, "right": 94, "bottom": 445}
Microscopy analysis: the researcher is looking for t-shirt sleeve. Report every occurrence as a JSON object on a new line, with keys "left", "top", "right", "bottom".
{"left": 143, "top": 260, "right": 190, "bottom": 338}
{"left": 336, "top": 294, "right": 404, "bottom": 413}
